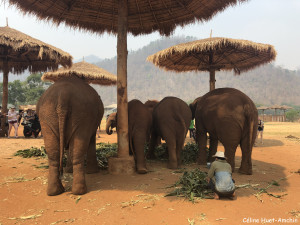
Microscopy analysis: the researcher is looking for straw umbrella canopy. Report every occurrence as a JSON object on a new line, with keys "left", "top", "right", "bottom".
{"left": 147, "top": 37, "right": 277, "bottom": 91}
{"left": 42, "top": 61, "right": 117, "bottom": 86}
{"left": 257, "top": 106, "right": 269, "bottom": 121}
{"left": 0, "top": 25, "right": 72, "bottom": 136}
{"left": 270, "top": 104, "right": 283, "bottom": 115}
{"left": 280, "top": 105, "right": 292, "bottom": 115}
{"left": 7, "top": 0, "right": 248, "bottom": 165}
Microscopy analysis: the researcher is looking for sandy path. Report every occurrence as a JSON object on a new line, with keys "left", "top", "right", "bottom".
{"left": 0, "top": 122, "right": 299, "bottom": 225}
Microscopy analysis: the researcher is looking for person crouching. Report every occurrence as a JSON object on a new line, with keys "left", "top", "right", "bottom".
{"left": 207, "top": 151, "right": 235, "bottom": 200}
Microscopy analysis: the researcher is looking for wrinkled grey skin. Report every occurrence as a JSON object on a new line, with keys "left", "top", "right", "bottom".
{"left": 149, "top": 96, "right": 192, "bottom": 169}
{"left": 37, "top": 76, "right": 104, "bottom": 196}
{"left": 106, "top": 100, "right": 152, "bottom": 174}
{"left": 189, "top": 88, "right": 258, "bottom": 175}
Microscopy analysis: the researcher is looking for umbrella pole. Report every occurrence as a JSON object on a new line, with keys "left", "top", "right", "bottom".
{"left": 108, "top": 0, "right": 134, "bottom": 174}
{"left": 209, "top": 69, "right": 216, "bottom": 91}
{"left": 0, "top": 61, "right": 8, "bottom": 137}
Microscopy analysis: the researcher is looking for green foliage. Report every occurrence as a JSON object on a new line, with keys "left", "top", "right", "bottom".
{"left": 14, "top": 146, "right": 47, "bottom": 158}
{"left": 165, "top": 168, "right": 213, "bottom": 201}
{"left": 0, "top": 73, "right": 50, "bottom": 106}
{"left": 286, "top": 109, "right": 300, "bottom": 122}
{"left": 8, "top": 80, "right": 26, "bottom": 106}
{"left": 95, "top": 143, "right": 118, "bottom": 169}
{"left": 147, "top": 142, "right": 202, "bottom": 165}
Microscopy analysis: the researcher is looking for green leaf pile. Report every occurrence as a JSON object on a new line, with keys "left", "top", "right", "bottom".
{"left": 95, "top": 143, "right": 117, "bottom": 169}
{"left": 166, "top": 168, "right": 213, "bottom": 202}
{"left": 14, "top": 146, "right": 47, "bottom": 158}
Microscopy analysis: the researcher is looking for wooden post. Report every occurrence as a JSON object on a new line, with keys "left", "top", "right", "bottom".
{"left": 208, "top": 53, "right": 215, "bottom": 91}
{"left": 0, "top": 60, "right": 9, "bottom": 137}
{"left": 116, "top": 0, "right": 129, "bottom": 158}
{"left": 209, "top": 70, "right": 215, "bottom": 91}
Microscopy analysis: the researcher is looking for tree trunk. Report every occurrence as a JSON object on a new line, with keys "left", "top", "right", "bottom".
{"left": 116, "top": 0, "right": 129, "bottom": 158}
{"left": 0, "top": 60, "right": 9, "bottom": 137}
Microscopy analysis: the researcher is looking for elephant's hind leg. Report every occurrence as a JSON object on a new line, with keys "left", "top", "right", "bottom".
{"left": 175, "top": 134, "right": 185, "bottom": 168}
{"left": 239, "top": 137, "right": 253, "bottom": 175}
{"left": 197, "top": 131, "right": 208, "bottom": 165}
{"left": 165, "top": 134, "right": 178, "bottom": 169}
{"left": 42, "top": 125, "right": 64, "bottom": 196}
{"left": 86, "top": 134, "right": 99, "bottom": 174}
{"left": 69, "top": 136, "right": 88, "bottom": 195}
{"left": 133, "top": 133, "right": 147, "bottom": 174}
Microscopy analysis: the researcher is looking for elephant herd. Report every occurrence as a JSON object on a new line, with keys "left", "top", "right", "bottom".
{"left": 37, "top": 77, "right": 258, "bottom": 196}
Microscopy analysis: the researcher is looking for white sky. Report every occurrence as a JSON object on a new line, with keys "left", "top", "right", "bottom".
{"left": 1, "top": 0, "right": 300, "bottom": 70}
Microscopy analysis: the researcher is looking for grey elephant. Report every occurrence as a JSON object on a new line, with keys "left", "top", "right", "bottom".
{"left": 37, "top": 76, "right": 104, "bottom": 196}
{"left": 189, "top": 88, "right": 258, "bottom": 175}
{"left": 106, "top": 99, "right": 152, "bottom": 174}
{"left": 149, "top": 96, "right": 192, "bottom": 169}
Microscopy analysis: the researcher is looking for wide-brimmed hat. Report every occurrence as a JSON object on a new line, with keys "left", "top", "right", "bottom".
{"left": 213, "top": 151, "right": 226, "bottom": 159}
{"left": 10, "top": 105, "right": 16, "bottom": 109}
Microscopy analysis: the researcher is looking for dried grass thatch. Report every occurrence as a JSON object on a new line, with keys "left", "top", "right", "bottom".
{"left": 147, "top": 37, "right": 276, "bottom": 74}
{"left": 257, "top": 106, "right": 270, "bottom": 110}
{"left": 7, "top": 0, "right": 247, "bottom": 36}
{"left": 0, "top": 26, "right": 72, "bottom": 74}
{"left": 42, "top": 61, "right": 117, "bottom": 86}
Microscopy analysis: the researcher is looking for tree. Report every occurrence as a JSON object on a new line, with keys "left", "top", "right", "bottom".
{"left": 286, "top": 110, "right": 300, "bottom": 122}
{"left": 8, "top": 80, "right": 26, "bottom": 106}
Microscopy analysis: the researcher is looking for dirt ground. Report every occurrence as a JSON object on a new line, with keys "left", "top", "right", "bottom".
{"left": 0, "top": 122, "right": 299, "bottom": 225}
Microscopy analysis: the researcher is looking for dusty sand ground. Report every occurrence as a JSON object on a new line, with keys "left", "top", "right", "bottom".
{"left": 0, "top": 122, "right": 299, "bottom": 225}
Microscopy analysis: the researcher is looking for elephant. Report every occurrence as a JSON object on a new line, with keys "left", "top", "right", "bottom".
{"left": 144, "top": 99, "right": 159, "bottom": 113}
{"left": 37, "top": 76, "right": 104, "bottom": 196}
{"left": 106, "top": 99, "right": 152, "bottom": 174}
{"left": 189, "top": 88, "right": 258, "bottom": 175}
{"left": 106, "top": 112, "right": 117, "bottom": 135}
{"left": 149, "top": 96, "right": 192, "bottom": 169}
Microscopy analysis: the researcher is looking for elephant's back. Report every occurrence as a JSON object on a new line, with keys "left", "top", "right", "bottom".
{"left": 153, "top": 96, "right": 191, "bottom": 127}
{"left": 37, "top": 77, "right": 102, "bottom": 117}
{"left": 128, "top": 99, "right": 152, "bottom": 128}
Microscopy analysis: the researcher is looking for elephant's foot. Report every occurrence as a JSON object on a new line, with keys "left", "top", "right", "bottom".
{"left": 86, "top": 165, "right": 99, "bottom": 174}
{"left": 72, "top": 183, "right": 87, "bottom": 195}
{"left": 137, "top": 168, "right": 148, "bottom": 174}
{"left": 47, "top": 181, "right": 65, "bottom": 196}
{"left": 238, "top": 167, "right": 252, "bottom": 175}
{"left": 136, "top": 165, "right": 148, "bottom": 174}
{"left": 168, "top": 161, "right": 178, "bottom": 170}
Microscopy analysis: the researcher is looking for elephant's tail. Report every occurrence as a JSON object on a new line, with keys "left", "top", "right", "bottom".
{"left": 57, "top": 107, "right": 67, "bottom": 176}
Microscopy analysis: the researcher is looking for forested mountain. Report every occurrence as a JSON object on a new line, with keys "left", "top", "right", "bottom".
{"left": 94, "top": 36, "right": 300, "bottom": 106}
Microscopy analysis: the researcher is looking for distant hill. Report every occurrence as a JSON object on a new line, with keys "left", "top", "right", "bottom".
{"left": 93, "top": 36, "right": 300, "bottom": 106}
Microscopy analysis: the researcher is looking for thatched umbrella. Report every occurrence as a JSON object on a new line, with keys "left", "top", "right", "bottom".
{"left": 0, "top": 25, "right": 72, "bottom": 136}
{"left": 280, "top": 105, "right": 293, "bottom": 119}
{"left": 257, "top": 106, "right": 269, "bottom": 121}
{"left": 7, "top": 0, "right": 248, "bottom": 171}
{"left": 147, "top": 37, "right": 277, "bottom": 91}
{"left": 270, "top": 104, "right": 282, "bottom": 115}
{"left": 42, "top": 61, "right": 117, "bottom": 86}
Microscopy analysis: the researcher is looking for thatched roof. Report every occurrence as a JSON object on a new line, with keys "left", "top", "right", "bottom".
{"left": 270, "top": 105, "right": 283, "bottom": 110}
{"left": 8, "top": 0, "right": 247, "bottom": 36}
{"left": 257, "top": 106, "right": 269, "bottom": 110}
{"left": 42, "top": 61, "right": 117, "bottom": 86}
{"left": 281, "top": 105, "right": 292, "bottom": 110}
{"left": 0, "top": 26, "right": 72, "bottom": 74}
{"left": 147, "top": 37, "right": 276, "bottom": 74}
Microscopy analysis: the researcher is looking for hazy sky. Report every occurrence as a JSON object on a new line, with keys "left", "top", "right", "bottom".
{"left": 1, "top": 0, "right": 300, "bottom": 70}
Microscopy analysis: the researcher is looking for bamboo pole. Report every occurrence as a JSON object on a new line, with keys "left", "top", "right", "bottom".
{"left": 116, "top": 0, "right": 129, "bottom": 158}
{"left": 1, "top": 60, "right": 8, "bottom": 136}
